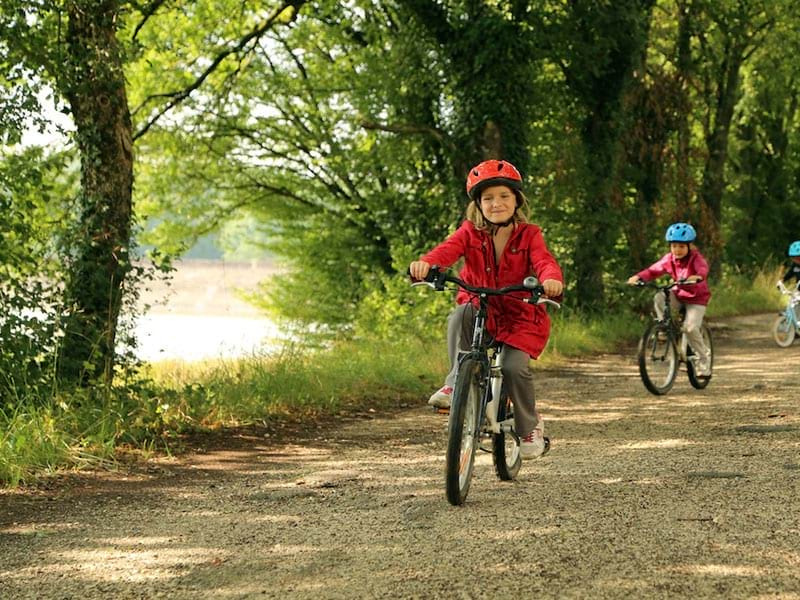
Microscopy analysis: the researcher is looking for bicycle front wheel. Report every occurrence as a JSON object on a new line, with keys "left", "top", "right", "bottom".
{"left": 772, "top": 314, "right": 796, "bottom": 347}
{"left": 638, "top": 323, "right": 678, "bottom": 395}
{"left": 687, "top": 325, "right": 713, "bottom": 389}
{"left": 492, "top": 390, "right": 521, "bottom": 481}
{"left": 446, "top": 358, "right": 482, "bottom": 506}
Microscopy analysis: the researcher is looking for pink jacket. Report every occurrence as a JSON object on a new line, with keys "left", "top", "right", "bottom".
{"left": 421, "top": 221, "right": 563, "bottom": 358}
{"left": 636, "top": 250, "right": 711, "bottom": 305}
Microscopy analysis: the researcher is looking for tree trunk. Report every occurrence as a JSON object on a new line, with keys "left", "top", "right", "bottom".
{"left": 58, "top": 0, "right": 133, "bottom": 385}
{"left": 698, "top": 43, "right": 744, "bottom": 280}
{"left": 674, "top": 0, "right": 693, "bottom": 216}
{"left": 567, "top": 0, "right": 656, "bottom": 310}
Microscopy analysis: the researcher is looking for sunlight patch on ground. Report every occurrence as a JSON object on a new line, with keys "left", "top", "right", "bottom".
{"left": 1, "top": 522, "right": 81, "bottom": 534}
{"left": 269, "top": 543, "right": 317, "bottom": 556}
{"left": 96, "top": 536, "right": 176, "bottom": 546}
{"left": 3, "top": 546, "right": 229, "bottom": 582}
{"left": 620, "top": 438, "right": 696, "bottom": 449}
{"left": 672, "top": 563, "right": 767, "bottom": 577}
{"left": 546, "top": 412, "right": 627, "bottom": 423}
{"left": 249, "top": 514, "right": 302, "bottom": 524}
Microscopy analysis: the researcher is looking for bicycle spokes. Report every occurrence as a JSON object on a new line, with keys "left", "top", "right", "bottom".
{"left": 638, "top": 324, "right": 678, "bottom": 395}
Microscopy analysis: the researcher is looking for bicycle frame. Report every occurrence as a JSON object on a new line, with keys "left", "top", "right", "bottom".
{"left": 780, "top": 290, "right": 800, "bottom": 330}
{"left": 415, "top": 267, "right": 558, "bottom": 437}
{"left": 653, "top": 286, "right": 690, "bottom": 363}
{"left": 455, "top": 304, "right": 513, "bottom": 438}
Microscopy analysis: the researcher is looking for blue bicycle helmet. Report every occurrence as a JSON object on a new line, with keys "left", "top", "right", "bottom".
{"left": 788, "top": 241, "right": 800, "bottom": 257}
{"left": 665, "top": 222, "right": 697, "bottom": 243}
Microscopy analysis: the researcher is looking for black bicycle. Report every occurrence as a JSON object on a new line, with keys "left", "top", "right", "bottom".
{"left": 634, "top": 280, "right": 713, "bottom": 395}
{"left": 413, "top": 266, "right": 560, "bottom": 505}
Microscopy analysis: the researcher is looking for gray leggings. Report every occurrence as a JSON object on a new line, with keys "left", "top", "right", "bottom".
{"left": 443, "top": 304, "right": 539, "bottom": 436}
{"left": 654, "top": 291, "right": 711, "bottom": 368}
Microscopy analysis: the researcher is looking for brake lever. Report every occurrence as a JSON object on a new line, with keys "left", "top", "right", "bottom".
{"left": 536, "top": 298, "right": 561, "bottom": 309}
{"left": 410, "top": 281, "right": 437, "bottom": 289}
{"left": 525, "top": 296, "right": 561, "bottom": 309}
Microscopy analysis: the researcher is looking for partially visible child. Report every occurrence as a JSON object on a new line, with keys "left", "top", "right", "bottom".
{"left": 626, "top": 222, "right": 712, "bottom": 376}
{"left": 778, "top": 241, "right": 800, "bottom": 290}
{"left": 409, "top": 159, "right": 563, "bottom": 459}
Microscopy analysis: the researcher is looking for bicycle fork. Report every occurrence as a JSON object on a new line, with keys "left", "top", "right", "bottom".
{"left": 482, "top": 347, "right": 515, "bottom": 436}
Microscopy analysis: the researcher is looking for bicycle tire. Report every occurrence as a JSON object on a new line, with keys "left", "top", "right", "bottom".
{"left": 445, "top": 358, "right": 482, "bottom": 505}
{"left": 772, "top": 314, "right": 796, "bottom": 348}
{"left": 687, "top": 325, "right": 713, "bottom": 389}
{"left": 638, "top": 323, "right": 678, "bottom": 395}
{"left": 492, "top": 389, "right": 521, "bottom": 481}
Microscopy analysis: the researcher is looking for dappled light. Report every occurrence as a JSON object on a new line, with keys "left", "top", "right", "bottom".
{"left": 2, "top": 308, "right": 799, "bottom": 598}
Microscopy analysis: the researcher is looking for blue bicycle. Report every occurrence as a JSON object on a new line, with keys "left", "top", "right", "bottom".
{"left": 772, "top": 282, "right": 800, "bottom": 347}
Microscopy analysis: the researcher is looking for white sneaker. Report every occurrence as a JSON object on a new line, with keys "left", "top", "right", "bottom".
{"left": 427, "top": 385, "right": 453, "bottom": 408}
{"left": 520, "top": 420, "right": 548, "bottom": 459}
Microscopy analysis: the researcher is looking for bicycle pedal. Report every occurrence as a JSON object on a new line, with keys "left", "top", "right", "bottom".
{"left": 434, "top": 406, "right": 450, "bottom": 415}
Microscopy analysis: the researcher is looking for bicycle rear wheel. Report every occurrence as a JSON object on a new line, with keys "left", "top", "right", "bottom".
{"left": 687, "top": 325, "right": 713, "bottom": 389}
{"left": 772, "top": 314, "right": 796, "bottom": 347}
{"left": 446, "top": 358, "right": 482, "bottom": 505}
{"left": 638, "top": 323, "right": 678, "bottom": 395}
{"left": 492, "top": 389, "right": 521, "bottom": 481}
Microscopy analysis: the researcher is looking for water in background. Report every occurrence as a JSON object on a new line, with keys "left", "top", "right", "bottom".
{"left": 134, "top": 260, "right": 284, "bottom": 361}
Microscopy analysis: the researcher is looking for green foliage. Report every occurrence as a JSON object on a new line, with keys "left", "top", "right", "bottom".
{"left": 0, "top": 147, "right": 75, "bottom": 404}
{"left": 706, "top": 265, "right": 785, "bottom": 318}
{"left": 0, "top": 266, "right": 786, "bottom": 486}
{"left": 146, "top": 336, "right": 444, "bottom": 426}
{"left": 542, "top": 310, "right": 642, "bottom": 363}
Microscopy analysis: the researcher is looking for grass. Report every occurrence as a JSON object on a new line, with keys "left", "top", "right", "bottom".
{"left": 0, "top": 265, "right": 787, "bottom": 486}
{"left": 143, "top": 337, "right": 448, "bottom": 426}
{"left": 706, "top": 266, "right": 785, "bottom": 318}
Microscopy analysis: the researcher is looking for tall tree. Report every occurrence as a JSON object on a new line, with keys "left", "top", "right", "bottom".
{"left": 56, "top": 0, "right": 134, "bottom": 383}
{"left": 693, "top": 0, "right": 778, "bottom": 278}
{"left": 2, "top": 0, "right": 307, "bottom": 383}
{"left": 548, "top": 0, "right": 656, "bottom": 309}
{"left": 397, "top": 0, "right": 540, "bottom": 174}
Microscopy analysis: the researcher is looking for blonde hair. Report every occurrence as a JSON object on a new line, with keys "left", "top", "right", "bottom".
{"left": 466, "top": 190, "right": 530, "bottom": 230}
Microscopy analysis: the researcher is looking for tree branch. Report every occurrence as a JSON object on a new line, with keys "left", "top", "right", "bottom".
{"left": 131, "top": 0, "right": 307, "bottom": 141}
{"left": 360, "top": 119, "right": 453, "bottom": 150}
{"left": 131, "top": 0, "right": 168, "bottom": 42}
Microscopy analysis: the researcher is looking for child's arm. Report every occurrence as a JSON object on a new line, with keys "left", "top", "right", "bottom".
{"left": 684, "top": 252, "right": 709, "bottom": 283}
{"left": 528, "top": 228, "right": 563, "bottom": 298}
{"left": 634, "top": 255, "right": 670, "bottom": 282}
{"left": 410, "top": 222, "right": 470, "bottom": 279}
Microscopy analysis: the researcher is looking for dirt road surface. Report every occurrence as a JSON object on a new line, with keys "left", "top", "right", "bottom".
{"left": 1, "top": 313, "right": 799, "bottom": 599}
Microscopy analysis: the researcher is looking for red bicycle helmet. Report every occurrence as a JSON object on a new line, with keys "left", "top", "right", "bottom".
{"left": 466, "top": 160, "right": 523, "bottom": 201}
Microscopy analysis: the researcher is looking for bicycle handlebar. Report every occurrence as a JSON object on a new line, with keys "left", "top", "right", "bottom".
{"left": 632, "top": 278, "right": 700, "bottom": 291}
{"left": 410, "top": 266, "right": 561, "bottom": 309}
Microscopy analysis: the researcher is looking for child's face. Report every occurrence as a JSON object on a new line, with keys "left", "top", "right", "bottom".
{"left": 670, "top": 242, "right": 689, "bottom": 259}
{"left": 792, "top": 256, "right": 800, "bottom": 265}
{"left": 479, "top": 185, "right": 517, "bottom": 224}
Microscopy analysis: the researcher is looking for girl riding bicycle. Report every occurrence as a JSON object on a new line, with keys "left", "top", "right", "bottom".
{"left": 778, "top": 241, "right": 800, "bottom": 289}
{"left": 408, "top": 159, "right": 563, "bottom": 459}
{"left": 626, "top": 222, "right": 712, "bottom": 376}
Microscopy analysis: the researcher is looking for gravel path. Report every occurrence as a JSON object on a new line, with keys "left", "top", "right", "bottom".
{"left": 1, "top": 313, "right": 799, "bottom": 599}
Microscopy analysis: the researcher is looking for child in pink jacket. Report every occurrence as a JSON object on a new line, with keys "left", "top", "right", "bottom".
{"left": 627, "top": 222, "right": 712, "bottom": 376}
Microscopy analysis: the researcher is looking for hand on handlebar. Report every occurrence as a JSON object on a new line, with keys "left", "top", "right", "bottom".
{"left": 408, "top": 260, "right": 432, "bottom": 281}
{"left": 541, "top": 278, "right": 563, "bottom": 298}
{"left": 627, "top": 275, "right": 642, "bottom": 286}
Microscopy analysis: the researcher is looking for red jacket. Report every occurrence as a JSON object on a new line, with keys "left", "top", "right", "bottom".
{"left": 636, "top": 250, "right": 712, "bottom": 305}
{"left": 421, "top": 220, "right": 563, "bottom": 359}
